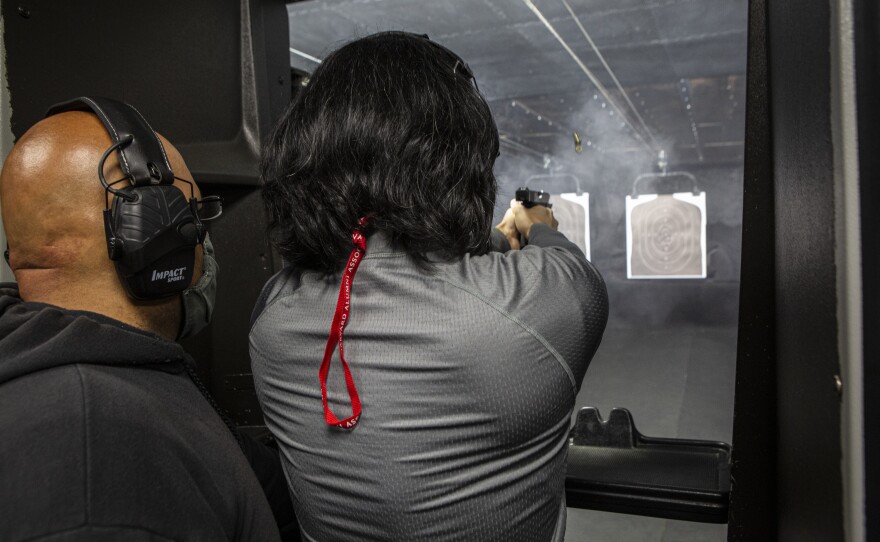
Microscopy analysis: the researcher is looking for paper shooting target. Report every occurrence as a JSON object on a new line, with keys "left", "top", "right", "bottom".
{"left": 626, "top": 192, "right": 707, "bottom": 279}
{"left": 548, "top": 193, "right": 590, "bottom": 260}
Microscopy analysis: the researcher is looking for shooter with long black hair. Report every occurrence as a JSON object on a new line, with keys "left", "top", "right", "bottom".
{"left": 251, "top": 31, "right": 608, "bottom": 542}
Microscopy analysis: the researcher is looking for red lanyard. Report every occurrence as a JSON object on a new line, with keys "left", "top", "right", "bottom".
{"left": 319, "top": 220, "right": 367, "bottom": 429}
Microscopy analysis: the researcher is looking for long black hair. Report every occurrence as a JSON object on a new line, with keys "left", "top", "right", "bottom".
{"left": 261, "top": 31, "right": 499, "bottom": 274}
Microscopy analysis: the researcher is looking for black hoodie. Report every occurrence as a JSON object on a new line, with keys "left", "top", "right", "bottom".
{"left": 0, "top": 283, "right": 284, "bottom": 541}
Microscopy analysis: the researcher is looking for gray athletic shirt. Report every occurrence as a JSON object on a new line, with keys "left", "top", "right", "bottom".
{"left": 249, "top": 224, "right": 608, "bottom": 541}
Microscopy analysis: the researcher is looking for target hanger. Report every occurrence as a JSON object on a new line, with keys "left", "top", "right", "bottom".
{"left": 631, "top": 171, "right": 702, "bottom": 198}
{"left": 525, "top": 173, "right": 585, "bottom": 196}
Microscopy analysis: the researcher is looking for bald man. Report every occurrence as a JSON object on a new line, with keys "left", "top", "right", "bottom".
{"left": 0, "top": 109, "right": 291, "bottom": 541}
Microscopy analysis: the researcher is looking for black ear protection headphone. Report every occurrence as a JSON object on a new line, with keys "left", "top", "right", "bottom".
{"left": 415, "top": 33, "right": 501, "bottom": 158}
{"left": 41, "top": 96, "right": 221, "bottom": 300}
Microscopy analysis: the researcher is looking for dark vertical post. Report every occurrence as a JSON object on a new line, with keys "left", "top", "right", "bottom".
{"left": 769, "top": 0, "right": 843, "bottom": 539}
{"left": 732, "top": 0, "right": 846, "bottom": 538}
{"left": 728, "top": 0, "right": 776, "bottom": 538}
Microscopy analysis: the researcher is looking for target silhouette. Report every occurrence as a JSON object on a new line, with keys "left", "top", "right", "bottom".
{"left": 549, "top": 193, "right": 590, "bottom": 259}
{"left": 627, "top": 193, "right": 706, "bottom": 279}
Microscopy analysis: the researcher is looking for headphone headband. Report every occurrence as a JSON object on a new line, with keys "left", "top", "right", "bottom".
{"left": 415, "top": 34, "right": 500, "bottom": 158}
{"left": 46, "top": 97, "right": 174, "bottom": 186}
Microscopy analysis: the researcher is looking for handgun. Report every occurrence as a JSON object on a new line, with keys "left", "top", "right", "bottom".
{"left": 515, "top": 187, "right": 552, "bottom": 208}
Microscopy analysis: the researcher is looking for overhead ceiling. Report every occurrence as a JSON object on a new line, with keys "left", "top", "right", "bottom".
{"left": 286, "top": 0, "right": 748, "bottom": 171}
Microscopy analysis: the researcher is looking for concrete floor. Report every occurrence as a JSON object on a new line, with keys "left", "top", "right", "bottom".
{"left": 565, "top": 325, "right": 737, "bottom": 541}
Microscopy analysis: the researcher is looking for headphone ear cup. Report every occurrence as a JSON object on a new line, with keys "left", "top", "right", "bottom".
{"left": 108, "top": 185, "right": 198, "bottom": 299}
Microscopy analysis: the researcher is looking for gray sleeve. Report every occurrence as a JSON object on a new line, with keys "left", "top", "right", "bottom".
{"left": 250, "top": 267, "right": 301, "bottom": 328}
{"left": 491, "top": 223, "right": 585, "bottom": 257}
{"left": 448, "top": 226, "right": 608, "bottom": 390}
{"left": 517, "top": 241, "right": 608, "bottom": 388}
{"left": 489, "top": 228, "right": 512, "bottom": 253}
{"left": 527, "top": 224, "right": 586, "bottom": 260}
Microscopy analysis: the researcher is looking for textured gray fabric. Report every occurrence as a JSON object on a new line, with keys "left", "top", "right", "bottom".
{"left": 249, "top": 225, "right": 608, "bottom": 541}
